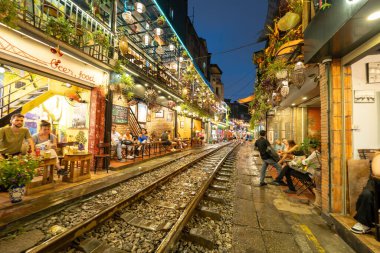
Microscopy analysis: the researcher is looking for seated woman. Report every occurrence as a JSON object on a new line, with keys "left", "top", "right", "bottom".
{"left": 351, "top": 152, "right": 380, "bottom": 234}
{"left": 278, "top": 140, "right": 300, "bottom": 165}
{"left": 272, "top": 141, "right": 321, "bottom": 193}
{"left": 136, "top": 128, "right": 149, "bottom": 155}
{"left": 273, "top": 139, "right": 285, "bottom": 153}
{"left": 32, "top": 120, "right": 66, "bottom": 175}
{"left": 122, "top": 128, "right": 136, "bottom": 159}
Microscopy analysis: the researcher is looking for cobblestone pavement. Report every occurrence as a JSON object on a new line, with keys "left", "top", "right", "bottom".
{"left": 232, "top": 143, "right": 355, "bottom": 253}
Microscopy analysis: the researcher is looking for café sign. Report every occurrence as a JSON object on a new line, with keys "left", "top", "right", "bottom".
{"left": 0, "top": 26, "right": 109, "bottom": 86}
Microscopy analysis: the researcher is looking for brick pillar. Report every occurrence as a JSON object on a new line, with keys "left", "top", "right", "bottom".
{"left": 88, "top": 87, "right": 106, "bottom": 170}
{"left": 319, "top": 63, "right": 330, "bottom": 212}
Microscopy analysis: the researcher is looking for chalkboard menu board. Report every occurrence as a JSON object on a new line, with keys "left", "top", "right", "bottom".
{"left": 112, "top": 105, "right": 128, "bottom": 124}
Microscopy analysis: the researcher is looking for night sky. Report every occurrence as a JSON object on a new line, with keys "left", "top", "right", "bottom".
{"left": 189, "top": 0, "right": 267, "bottom": 101}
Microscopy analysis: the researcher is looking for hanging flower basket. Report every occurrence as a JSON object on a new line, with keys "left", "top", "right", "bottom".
{"left": 144, "top": 88, "right": 158, "bottom": 105}
{"left": 277, "top": 12, "right": 300, "bottom": 31}
{"left": 280, "top": 81, "right": 290, "bottom": 97}
{"left": 156, "top": 16, "right": 166, "bottom": 26}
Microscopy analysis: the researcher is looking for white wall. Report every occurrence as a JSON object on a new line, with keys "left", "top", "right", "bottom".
{"left": 351, "top": 54, "right": 380, "bottom": 159}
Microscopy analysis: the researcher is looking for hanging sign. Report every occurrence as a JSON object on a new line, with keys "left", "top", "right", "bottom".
{"left": 0, "top": 26, "right": 109, "bottom": 86}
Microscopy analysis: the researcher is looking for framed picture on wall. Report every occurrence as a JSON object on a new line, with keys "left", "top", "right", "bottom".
{"left": 180, "top": 121, "right": 185, "bottom": 128}
{"left": 155, "top": 109, "right": 164, "bottom": 118}
{"left": 166, "top": 112, "right": 173, "bottom": 122}
{"left": 354, "top": 90, "right": 375, "bottom": 103}
{"left": 137, "top": 103, "right": 147, "bottom": 122}
{"left": 367, "top": 62, "right": 380, "bottom": 83}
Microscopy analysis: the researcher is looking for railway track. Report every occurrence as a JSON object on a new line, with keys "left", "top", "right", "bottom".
{"left": 16, "top": 143, "right": 239, "bottom": 253}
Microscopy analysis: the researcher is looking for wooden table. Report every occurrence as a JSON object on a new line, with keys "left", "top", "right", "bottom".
{"left": 62, "top": 153, "right": 92, "bottom": 183}
{"left": 26, "top": 157, "right": 56, "bottom": 195}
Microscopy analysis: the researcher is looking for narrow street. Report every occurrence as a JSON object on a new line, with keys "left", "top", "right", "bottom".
{"left": 232, "top": 144, "right": 354, "bottom": 253}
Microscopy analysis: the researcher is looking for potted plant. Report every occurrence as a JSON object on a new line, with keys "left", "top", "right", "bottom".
{"left": 156, "top": 15, "right": 165, "bottom": 26}
{"left": 93, "top": 30, "right": 110, "bottom": 50}
{"left": 46, "top": 17, "right": 74, "bottom": 43}
{"left": 0, "top": 0, "right": 19, "bottom": 28}
{"left": 0, "top": 155, "right": 41, "bottom": 203}
{"left": 75, "top": 131, "right": 87, "bottom": 151}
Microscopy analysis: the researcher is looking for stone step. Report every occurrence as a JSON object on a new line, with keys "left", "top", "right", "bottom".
{"left": 197, "top": 206, "right": 222, "bottom": 220}
{"left": 183, "top": 228, "right": 215, "bottom": 250}
{"left": 204, "top": 193, "right": 226, "bottom": 204}
{"left": 120, "top": 212, "right": 173, "bottom": 231}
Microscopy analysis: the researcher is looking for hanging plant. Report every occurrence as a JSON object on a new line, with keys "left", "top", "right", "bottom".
{"left": 320, "top": 0, "right": 331, "bottom": 10}
{"left": 46, "top": 17, "right": 74, "bottom": 43}
{"left": 277, "top": 12, "right": 300, "bottom": 31}
{"left": 93, "top": 30, "right": 110, "bottom": 50}
{"left": 156, "top": 15, "right": 166, "bottom": 26}
{"left": 144, "top": 88, "right": 158, "bottom": 105}
{"left": 266, "top": 59, "right": 289, "bottom": 80}
{"left": 120, "top": 73, "right": 135, "bottom": 90}
{"left": 0, "top": 0, "right": 19, "bottom": 28}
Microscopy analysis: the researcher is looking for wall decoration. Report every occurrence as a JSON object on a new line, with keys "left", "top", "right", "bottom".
{"left": 71, "top": 103, "right": 88, "bottom": 128}
{"left": 354, "top": 90, "right": 375, "bottom": 103}
{"left": 167, "top": 112, "right": 173, "bottom": 122}
{"left": 155, "top": 109, "right": 164, "bottom": 118}
{"left": 180, "top": 121, "right": 185, "bottom": 128}
{"left": 137, "top": 103, "right": 147, "bottom": 122}
{"left": 367, "top": 62, "right": 380, "bottom": 83}
{"left": 112, "top": 104, "right": 128, "bottom": 124}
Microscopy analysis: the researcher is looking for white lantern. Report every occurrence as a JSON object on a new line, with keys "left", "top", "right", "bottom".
{"left": 154, "top": 27, "right": 163, "bottom": 36}
{"left": 280, "top": 80, "right": 289, "bottom": 97}
{"left": 169, "top": 43, "right": 175, "bottom": 51}
{"left": 134, "top": 2, "right": 146, "bottom": 13}
{"left": 294, "top": 61, "right": 305, "bottom": 71}
{"left": 122, "top": 11, "right": 134, "bottom": 24}
{"left": 179, "top": 56, "right": 184, "bottom": 62}
{"left": 145, "top": 22, "right": 150, "bottom": 30}
{"left": 143, "top": 33, "right": 150, "bottom": 46}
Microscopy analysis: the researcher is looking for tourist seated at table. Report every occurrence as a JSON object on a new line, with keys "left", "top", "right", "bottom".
{"left": 0, "top": 113, "right": 35, "bottom": 158}
{"left": 32, "top": 120, "right": 66, "bottom": 175}
{"left": 278, "top": 140, "right": 300, "bottom": 165}
{"left": 122, "top": 128, "right": 136, "bottom": 159}
{"left": 161, "top": 130, "right": 172, "bottom": 150}
{"left": 136, "top": 128, "right": 149, "bottom": 155}
{"left": 271, "top": 141, "right": 321, "bottom": 193}
{"left": 111, "top": 124, "right": 125, "bottom": 162}
{"left": 174, "top": 132, "right": 187, "bottom": 150}
{"left": 150, "top": 131, "right": 158, "bottom": 142}
{"left": 351, "top": 153, "right": 380, "bottom": 234}
{"left": 273, "top": 139, "right": 285, "bottom": 153}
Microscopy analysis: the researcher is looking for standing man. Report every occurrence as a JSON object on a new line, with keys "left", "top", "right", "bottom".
{"left": 0, "top": 113, "right": 35, "bottom": 158}
{"left": 254, "top": 130, "right": 282, "bottom": 186}
{"left": 111, "top": 124, "right": 125, "bottom": 162}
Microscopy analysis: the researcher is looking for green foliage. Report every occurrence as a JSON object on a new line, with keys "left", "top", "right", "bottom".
{"left": 0, "top": 155, "right": 41, "bottom": 189}
{"left": 249, "top": 86, "right": 272, "bottom": 129}
{"left": 0, "top": 0, "right": 19, "bottom": 28}
{"left": 113, "top": 60, "right": 124, "bottom": 74}
{"left": 46, "top": 17, "right": 74, "bottom": 43}
{"left": 156, "top": 15, "right": 166, "bottom": 26}
{"left": 93, "top": 30, "right": 110, "bottom": 49}
{"left": 300, "top": 137, "right": 321, "bottom": 155}
{"left": 266, "top": 59, "right": 289, "bottom": 80}
{"left": 320, "top": 1, "right": 332, "bottom": 10}
{"left": 75, "top": 131, "right": 87, "bottom": 144}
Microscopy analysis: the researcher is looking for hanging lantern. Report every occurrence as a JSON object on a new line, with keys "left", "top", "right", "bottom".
{"left": 154, "top": 27, "right": 164, "bottom": 36}
{"left": 169, "top": 43, "right": 175, "bottom": 51}
{"left": 119, "top": 36, "right": 129, "bottom": 56}
{"left": 156, "top": 45, "right": 164, "bottom": 55}
{"left": 179, "top": 56, "right": 184, "bottom": 62}
{"left": 291, "top": 61, "right": 306, "bottom": 89}
{"left": 143, "top": 33, "right": 151, "bottom": 46}
{"left": 294, "top": 61, "right": 305, "bottom": 71}
{"left": 122, "top": 11, "right": 134, "bottom": 24}
{"left": 280, "top": 80, "right": 289, "bottom": 97}
{"left": 145, "top": 22, "right": 150, "bottom": 30}
{"left": 134, "top": 2, "right": 146, "bottom": 13}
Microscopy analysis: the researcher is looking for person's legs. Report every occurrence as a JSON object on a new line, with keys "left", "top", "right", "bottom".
{"left": 260, "top": 160, "right": 269, "bottom": 184}
{"left": 354, "top": 188, "right": 375, "bottom": 228}
{"left": 285, "top": 167, "right": 296, "bottom": 191}
{"left": 115, "top": 142, "right": 123, "bottom": 160}
{"left": 267, "top": 160, "right": 282, "bottom": 176}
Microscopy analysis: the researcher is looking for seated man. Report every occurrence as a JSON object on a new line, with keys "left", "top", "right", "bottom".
{"left": 111, "top": 124, "right": 125, "bottom": 162}
{"left": 272, "top": 141, "right": 321, "bottom": 193}
{"left": 351, "top": 153, "right": 380, "bottom": 234}
{"left": 161, "top": 130, "right": 172, "bottom": 150}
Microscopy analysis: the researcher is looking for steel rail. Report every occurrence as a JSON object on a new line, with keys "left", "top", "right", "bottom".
{"left": 156, "top": 143, "right": 240, "bottom": 252}
{"left": 26, "top": 143, "right": 232, "bottom": 253}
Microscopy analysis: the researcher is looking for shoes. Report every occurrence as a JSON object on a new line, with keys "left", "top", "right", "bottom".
{"left": 118, "top": 159, "right": 127, "bottom": 162}
{"left": 269, "top": 181, "right": 280, "bottom": 186}
{"left": 127, "top": 155, "right": 134, "bottom": 159}
{"left": 351, "top": 222, "right": 371, "bottom": 234}
{"left": 57, "top": 169, "right": 68, "bottom": 176}
{"left": 259, "top": 182, "right": 267, "bottom": 187}
{"left": 283, "top": 189, "right": 297, "bottom": 194}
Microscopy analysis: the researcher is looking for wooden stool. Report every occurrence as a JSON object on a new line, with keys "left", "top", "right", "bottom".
{"left": 26, "top": 158, "right": 56, "bottom": 195}
{"left": 62, "top": 153, "right": 92, "bottom": 183}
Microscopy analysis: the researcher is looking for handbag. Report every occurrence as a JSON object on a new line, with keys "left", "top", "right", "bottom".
{"left": 266, "top": 145, "right": 280, "bottom": 162}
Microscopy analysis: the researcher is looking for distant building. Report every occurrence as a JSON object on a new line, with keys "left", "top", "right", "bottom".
{"left": 224, "top": 99, "right": 250, "bottom": 121}
{"left": 209, "top": 64, "right": 224, "bottom": 100}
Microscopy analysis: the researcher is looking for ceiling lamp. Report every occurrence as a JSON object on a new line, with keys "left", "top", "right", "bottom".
{"left": 143, "top": 33, "right": 151, "bottom": 46}
{"left": 294, "top": 61, "right": 305, "bottom": 71}
{"left": 134, "top": 2, "right": 146, "bottom": 13}
{"left": 154, "top": 27, "right": 164, "bottom": 36}
{"left": 169, "top": 43, "right": 175, "bottom": 51}
{"left": 122, "top": 11, "right": 134, "bottom": 24}
{"left": 156, "top": 45, "right": 165, "bottom": 55}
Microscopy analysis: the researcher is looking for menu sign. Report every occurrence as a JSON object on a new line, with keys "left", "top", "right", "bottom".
{"left": 112, "top": 105, "right": 128, "bottom": 124}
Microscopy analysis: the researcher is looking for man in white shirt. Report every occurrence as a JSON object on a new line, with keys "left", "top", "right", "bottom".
{"left": 111, "top": 124, "right": 125, "bottom": 162}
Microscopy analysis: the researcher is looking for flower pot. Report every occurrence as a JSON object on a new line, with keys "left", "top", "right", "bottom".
{"left": 8, "top": 185, "right": 25, "bottom": 203}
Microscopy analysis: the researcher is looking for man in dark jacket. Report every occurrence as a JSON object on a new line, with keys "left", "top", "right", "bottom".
{"left": 254, "top": 130, "right": 282, "bottom": 186}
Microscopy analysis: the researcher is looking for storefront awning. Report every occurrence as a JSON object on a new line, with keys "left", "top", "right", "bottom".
{"left": 238, "top": 94, "right": 255, "bottom": 104}
{"left": 304, "top": 0, "right": 380, "bottom": 63}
